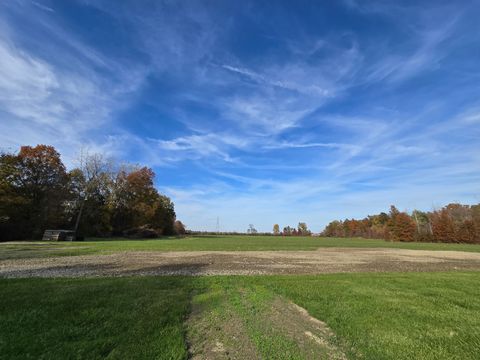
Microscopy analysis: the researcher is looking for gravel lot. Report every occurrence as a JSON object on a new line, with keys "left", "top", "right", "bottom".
{"left": 1, "top": 248, "right": 480, "bottom": 277}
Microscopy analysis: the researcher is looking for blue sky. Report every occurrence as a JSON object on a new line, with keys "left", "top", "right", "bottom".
{"left": 1, "top": 0, "right": 479, "bottom": 232}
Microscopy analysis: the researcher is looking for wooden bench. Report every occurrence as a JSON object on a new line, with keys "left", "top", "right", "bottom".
{"left": 42, "top": 230, "right": 76, "bottom": 241}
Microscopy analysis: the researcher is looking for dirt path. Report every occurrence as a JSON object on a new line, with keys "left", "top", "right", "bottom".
{"left": 187, "top": 286, "right": 347, "bottom": 359}
{"left": 1, "top": 248, "right": 480, "bottom": 277}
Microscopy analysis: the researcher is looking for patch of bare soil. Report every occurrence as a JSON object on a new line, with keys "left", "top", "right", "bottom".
{"left": 266, "top": 298, "right": 348, "bottom": 360}
{"left": 1, "top": 248, "right": 480, "bottom": 277}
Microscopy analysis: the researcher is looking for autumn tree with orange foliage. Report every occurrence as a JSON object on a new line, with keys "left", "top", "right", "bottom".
{"left": 0, "top": 145, "right": 180, "bottom": 241}
{"left": 322, "top": 203, "right": 480, "bottom": 243}
{"left": 0, "top": 145, "right": 69, "bottom": 240}
{"left": 387, "top": 206, "right": 416, "bottom": 242}
{"left": 109, "top": 166, "right": 175, "bottom": 235}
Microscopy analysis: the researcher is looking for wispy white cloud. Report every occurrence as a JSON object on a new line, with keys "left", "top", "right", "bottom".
{"left": 166, "top": 96, "right": 480, "bottom": 231}
{"left": 213, "top": 38, "right": 363, "bottom": 136}
{"left": 31, "top": 1, "right": 54, "bottom": 13}
{"left": 1, "top": 0, "right": 479, "bottom": 232}
{"left": 221, "top": 64, "right": 332, "bottom": 97}
{"left": 366, "top": 20, "right": 458, "bottom": 84}
{"left": 0, "top": 1, "right": 147, "bottom": 164}
{"left": 152, "top": 133, "right": 240, "bottom": 163}
{"left": 262, "top": 141, "right": 360, "bottom": 153}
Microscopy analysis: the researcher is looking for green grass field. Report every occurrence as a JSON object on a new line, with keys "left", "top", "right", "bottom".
{"left": 2, "top": 235, "right": 479, "bottom": 359}
{"left": 1, "top": 272, "right": 479, "bottom": 359}
{"left": 1, "top": 235, "right": 480, "bottom": 261}
{"left": 0, "top": 277, "right": 192, "bottom": 359}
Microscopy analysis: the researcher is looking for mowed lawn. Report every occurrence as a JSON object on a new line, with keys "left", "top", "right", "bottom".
{"left": 1, "top": 235, "right": 480, "bottom": 260}
{"left": 0, "top": 277, "right": 193, "bottom": 360}
{"left": 1, "top": 272, "right": 479, "bottom": 359}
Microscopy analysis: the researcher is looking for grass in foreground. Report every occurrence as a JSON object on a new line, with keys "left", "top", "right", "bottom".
{"left": 0, "top": 277, "right": 193, "bottom": 359}
{"left": 258, "top": 272, "right": 480, "bottom": 360}
{"left": 1, "top": 272, "right": 479, "bottom": 359}
{"left": 1, "top": 235, "right": 480, "bottom": 260}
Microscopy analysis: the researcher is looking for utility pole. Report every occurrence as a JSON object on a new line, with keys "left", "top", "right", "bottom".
{"left": 216, "top": 217, "right": 220, "bottom": 234}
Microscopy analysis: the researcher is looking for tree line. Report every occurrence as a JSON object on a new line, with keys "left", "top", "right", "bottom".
{"left": 322, "top": 204, "right": 480, "bottom": 243}
{"left": 0, "top": 145, "right": 184, "bottom": 241}
{"left": 273, "top": 222, "right": 311, "bottom": 236}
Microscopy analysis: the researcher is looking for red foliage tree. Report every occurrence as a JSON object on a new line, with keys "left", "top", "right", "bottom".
{"left": 431, "top": 208, "right": 456, "bottom": 243}
{"left": 387, "top": 206, "right": 416, "bottom": 242}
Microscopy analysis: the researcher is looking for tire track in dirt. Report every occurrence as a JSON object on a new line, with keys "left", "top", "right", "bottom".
{"left": 186, "top": 286, "right": 347, "bottom": 360}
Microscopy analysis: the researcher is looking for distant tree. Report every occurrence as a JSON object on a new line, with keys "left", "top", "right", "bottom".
{"left": 320, "top": 203, "right": 480, "bottom": 244}
{"left": 412, "top": 210, "right": 431, "bottom": 232}
{"left": 394, "top": 213, "right": 416, "bottom": 242}
{"left": 71, "top": 153, "right": 113, "bottom": 236}
{"left": 174, "top": 220, "right": 186, "bottom": 235}
{"left": 283, "top": 226, "right": 292, "bottom": 236}
{"left": 411, "top": 210, "right": 433, "bottom": 241}
{"left": 297, "top": 222, "right": 310, "bottom": 236}
{"left": 444, "top": 203, "right": 476, "bottom": 243}
{"left": 152, "top": 195, "right": 176, "bottom": 235}
{"left": 109, "top": 166, "right": 176, "bottom": 235}
{"left": 122, "top": 167, "right": 160, "bottom": 227}
{"left": 431, "top": 208, "right": 456, "bottom": 243}
{"left": 377, "top": 212, "right": 389, "bottom": 225}
{"left": 70, "top": 154, "right": 177, "bottom": 236}
{"left": 273, "top": 224, "right": 280, "bottom": 235}
{"left": 322, "top": 220, "right": 344, "bottom": 237}
{"left": 472, "top": 204, "right": 480, "bottom": 243}
{"left": 343, "top": 219, "right": 363, "bottom": 237}
{"left": 247, "top": 224, "right": 258, "bottom": 235}
{"left": 456, "top": 219, "right": 476, "bottom": 243}
{"left": 387, "top": 206, "right": 416, "bottom": 242}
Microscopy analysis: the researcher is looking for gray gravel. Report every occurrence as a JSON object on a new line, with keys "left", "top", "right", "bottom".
{"left": 1, "top": 248, "right": 480, "bottom": 277}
